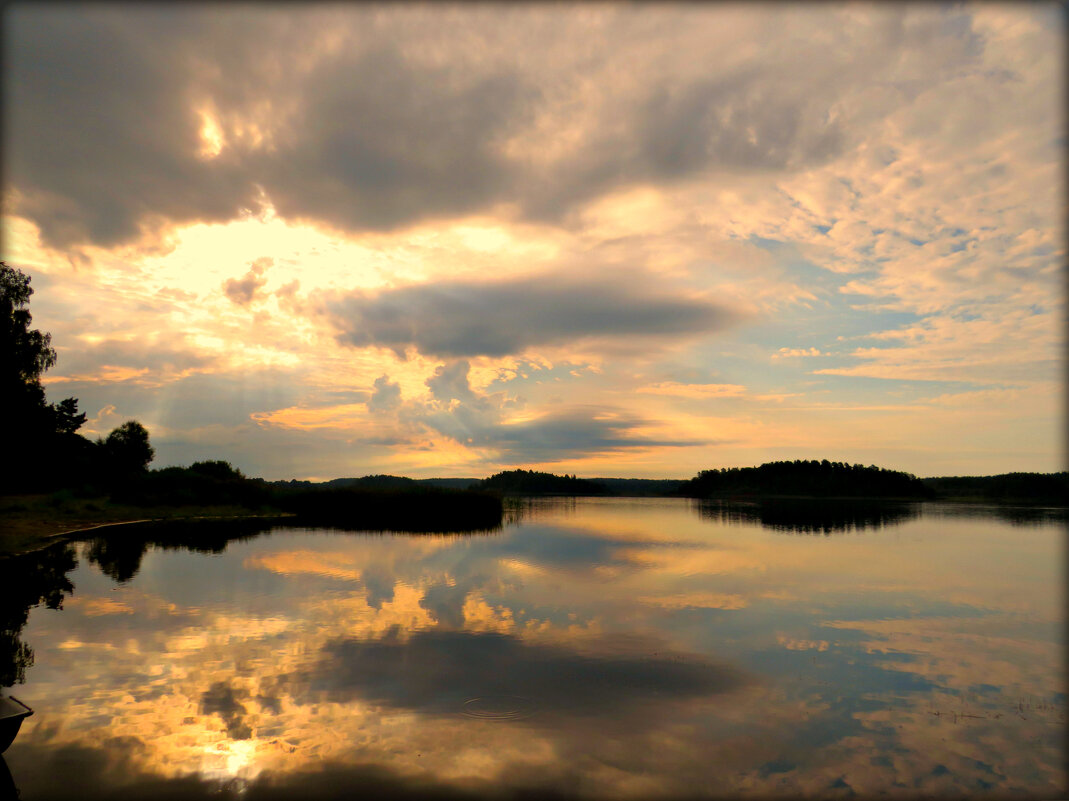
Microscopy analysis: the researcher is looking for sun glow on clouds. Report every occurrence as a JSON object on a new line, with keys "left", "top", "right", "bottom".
{"left": 2, "top": 4, "right": 1063, "bottom": 477}
{"left": 196, "top": 110, "right": 226, "bottom": 160}
{"left": 637, "top": 382, "right": 748, "bottom": 399}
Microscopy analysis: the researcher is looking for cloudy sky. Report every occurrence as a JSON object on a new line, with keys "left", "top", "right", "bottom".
{"left": 2, "top": 3, "right": 1064, "bottom": 480}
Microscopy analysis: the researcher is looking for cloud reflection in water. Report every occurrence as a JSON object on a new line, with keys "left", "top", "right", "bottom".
{"left": 295, "top": 629, "right": 748, "bottom": 722}
{"left": 0, "top": 499, "right": 1064, "bottom": 799}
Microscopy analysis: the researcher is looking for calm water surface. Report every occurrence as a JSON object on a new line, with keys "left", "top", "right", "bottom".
{"left": 2, "top": 499, "right": 1065, "bottom": 799}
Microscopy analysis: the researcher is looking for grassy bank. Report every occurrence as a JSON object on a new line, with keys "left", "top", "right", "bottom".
{"left": 0, "top": 493, "right": 284, "bottom": 555}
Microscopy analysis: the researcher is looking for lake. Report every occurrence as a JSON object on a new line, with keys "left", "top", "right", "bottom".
{"left": 1, "top": 498, "right": 1065, "bottom": 799}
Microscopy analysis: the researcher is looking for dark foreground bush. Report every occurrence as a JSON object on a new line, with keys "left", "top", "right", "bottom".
{"left": 109, "top": 461, "right": 273, "bottom": 509}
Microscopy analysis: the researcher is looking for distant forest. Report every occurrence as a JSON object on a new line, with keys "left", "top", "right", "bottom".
{"left": 679, "top": 460, "right": 934, "bottom": 499}
{"left": 276, "top": 473, "right": 686, "bottom": 496}
{"left": 413, "top": 464, "right": 1066, "bottom": 504}
{"left": 476, "top": 470, "right": 609, "bottom": 496}
{"left": 920, "top": 472, "right": 1068, "bottom": 505}
{"left": 69, "top": 462, "right": 1069, "bottom": 509}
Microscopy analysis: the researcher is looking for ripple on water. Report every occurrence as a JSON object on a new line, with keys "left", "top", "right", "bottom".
{"left": 461, "top": 695, "right": 539, "bottom": 721}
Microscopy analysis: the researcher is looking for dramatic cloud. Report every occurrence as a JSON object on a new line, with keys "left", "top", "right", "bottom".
{"left": 4, "top": 6, "right": 263, "bottom": 248}
{"left": 403, "top": 361, "right": 702, "bottom": 463}
{"left": 324, "top": 274, "right": 737, "bottom": 358}
{"left": 254, "top": 46, "right": 531, "bottom": 235}
{"left": 3, "top": 4, "right": 1002, "bottom": 250}
{"left": 223, "top": 257, "right": 272, "bottom": 305}
{"left": 366, "top": 375, "right": 402, "bottom": 413}
{"left": 299, "top": 630, "right": 748, "bottom": 720}
{"left": 470, "top": 407, "right": 702, "bottom": 462}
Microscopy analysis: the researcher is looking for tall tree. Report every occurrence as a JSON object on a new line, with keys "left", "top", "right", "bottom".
{"left": 103, "top": 421, "right": 155, "bottom": 474}
{"left": 1, "top": 262, "right": 88, "bottom": 490}
{"left": 1, "top": 262, "right": 55, "bottom": 422}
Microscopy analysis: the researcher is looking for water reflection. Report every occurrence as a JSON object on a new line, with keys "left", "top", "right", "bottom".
{"left": 0, "top": 545, "right": 76, "bottom": 687}
{"left": 696, "top": 499, "right": 921, "bottom": 534}
{"left": 921, "top": 502, "right": 1069, "bottom": 527}
{"left": 83, "top": 519, "right": 282, "bottom": 584}
{"left": 297, "top": 629, "right": 748, "bottom": 722}
{"left": 503, "top": 495, "right": 579, "bottom": 524}
{"left": 0, "top": 500, "right": 1064, "bottom": 799}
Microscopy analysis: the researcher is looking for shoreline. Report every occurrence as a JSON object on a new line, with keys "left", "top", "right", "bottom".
{"left": 0, "top": 494, "right": 292, "bottom": 556}
{"left": 1, "top": 513, "right": 296, "bottom": 557}
{"left": 4, "top": 494, "right": 1065, "bottom": 558}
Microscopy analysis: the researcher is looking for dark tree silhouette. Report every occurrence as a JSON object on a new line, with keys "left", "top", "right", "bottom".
{"left": 1, "top": 262, "right": 91, "bottom": 491}
{"left": 477, "top": 469, "right": 608, "bottom": 496}
{"left": 103, "top": 420, "right": 155, "bottom": 475}
{"left": 0, "top": 262, "right": 56, "bottom": 387}
{"left": 678, "top": 460, "right": 934, "bottom": 499}
{"left": 52, "top": 397, "right": 87, "bottom": 435}
{"left": 921, "top": 472, "right": 1069, "bottom": 504}
{"left": 0, "top": 543, "right": 77, "bottom": 687}
{"left": 2, "top": 262, "right": 56, "bottom": 448}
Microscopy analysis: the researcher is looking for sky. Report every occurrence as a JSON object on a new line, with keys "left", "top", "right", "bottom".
{"left": 1, "top": 3, "right": 1064, "bottom": 480}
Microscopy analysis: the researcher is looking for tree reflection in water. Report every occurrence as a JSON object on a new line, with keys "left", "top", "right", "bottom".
{"left": 0, "top": 543, "right": 76, "bottom": 687}
{"left": 84, "top": 519, "right": 282, "bottom": 584}
{"left": 696, "top": 499, "right": 921, "bottom": 534}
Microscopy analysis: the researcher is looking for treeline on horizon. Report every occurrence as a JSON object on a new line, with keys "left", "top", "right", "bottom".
{"left": 676, "top": 463, "right": 1066, "bottom": 503}
{"left": 680, "top": 460, "right": 933, "bottom": 499}
{"left": 5, "top": 262, "right": 1065, "bottom": 515}
{"left": 43, "top": 459, "right": 1064, "bottom": 516}
{"left": 298, "top": 464, "right": 1066, "bottom": 504}
{"left": 464, "top": 464, "right": 1068, "bottom": 502}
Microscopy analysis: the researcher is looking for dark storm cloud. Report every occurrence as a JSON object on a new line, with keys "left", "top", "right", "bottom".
{"left": 251, "top": 47, "right": 531, "bottom": 234}
{"left": 4, "top": 6, "right": 263, "bottom": 248}
{"left": 325, "top": 276, "right": 735, "bottom": 358}
{"left": 3, "top": 6, "right": 982, "bottom": 249}
{"left": 4, "top": 6, "right": 529, "bottom": 248}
